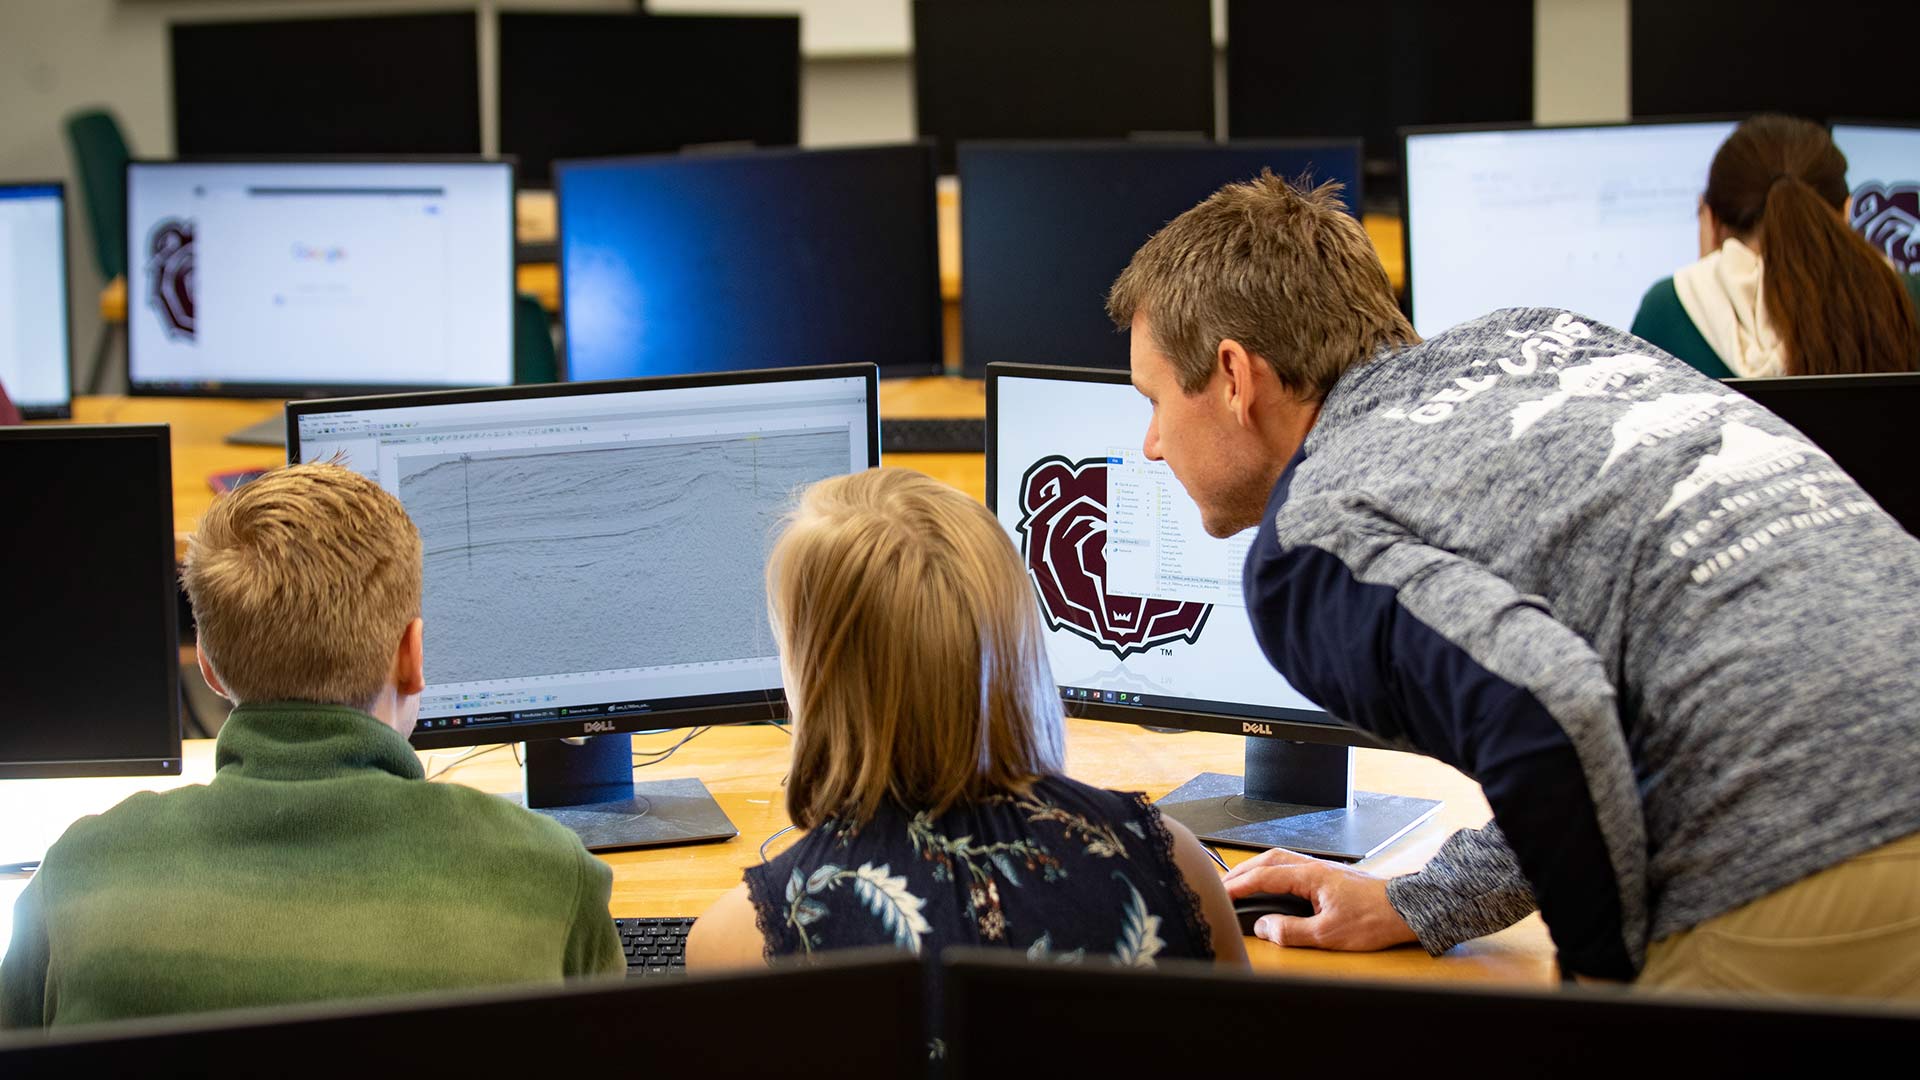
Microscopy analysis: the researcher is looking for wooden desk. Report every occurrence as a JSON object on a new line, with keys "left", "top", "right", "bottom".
{"left": 459, "top": 719, "right": 1547, "bottom": 988}
{"left": 4, "top": 722, "right": 1546, "bottom": 986}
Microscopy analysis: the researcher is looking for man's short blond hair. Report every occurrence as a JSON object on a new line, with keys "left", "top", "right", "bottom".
{"left": 1106, "top": 171, "right": 1418, "bottom": 401}
{"left": 768, "top": 468, "right": 1066, "bottom": 828}
{"left": 183, "top": 463, "right": 422, "bottom": 709}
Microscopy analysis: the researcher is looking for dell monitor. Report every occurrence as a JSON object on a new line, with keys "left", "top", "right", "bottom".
{"left": 912, "top": 1, "right": 1215, "bottom": 175}
{"left": 170, "top": 13, "right": 481, "bottom": 156}
{"left": 0, "top": 425, "right": 182, "bottom": 781}
{"left": 1402, "top": 119, "right": 1739, "bottom": 337}
{"left": 499, "top": 13, "right": 801, "bottom": 189}
{"left": 1832, "top": 121, "right": 1920, "bottom": 274}
{"left": 1228, "top": 0, "right": 1533, "bottom": 175}
{"left": 1725, "top": 373, "right": 1920, "bottom": 536}
{"left": 959, "top": 141, "right": 1363, "bottom": 376}
{"left": 288, "top": 364, "right": 880, "bottom": 850}
{"left": 558, "top": 144, "right": 942, "bottom": 381}
{"left": 986, "top": 363, "right": 1437, "bottom": 859}
{"left": 0, "top": 182, "right": 71, "bottom": 418}
{"left": 1632, "top": 2, "right": 1906, "bottom": 127}
{"left": 126, "top": 159, "right": 515, "bottom": 418}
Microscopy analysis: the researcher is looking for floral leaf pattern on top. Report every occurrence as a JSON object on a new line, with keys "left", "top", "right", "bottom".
{"left": 990, "top": 793, "right": 1133, "bottom": 859}
{"left": 751, "top": 778, "right": 1211, "bottom": 968}
{"left": 1113, "top": 876, "right": 1166, "bottom": 968}
{"left": 1026, "top": 931, "right": 1087, "bottom": 965}
{"left": 851, "top": 863, "right": 932, "bottom": 954}
{"left": 907, "top": 813, "right": 1064, "bottom": 940}
{"left": 782, "top": 861, "right": 932, "bottom": 955}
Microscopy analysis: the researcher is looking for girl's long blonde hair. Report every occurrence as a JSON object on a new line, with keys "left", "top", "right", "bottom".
{"left": 767, "top": 467, "right": 1065, "bottom": 828}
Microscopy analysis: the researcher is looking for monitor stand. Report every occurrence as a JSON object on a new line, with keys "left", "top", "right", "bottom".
{"left": 511, "top": 734, "right": 739, "bottom": 853}
{"left": 226, "top": 414, "right": 288, "bottom": 448}
{"left": 1155, "top": 738, "right": 1438, "bottom": 862}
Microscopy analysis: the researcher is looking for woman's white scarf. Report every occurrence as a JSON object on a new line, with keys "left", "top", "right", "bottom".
{"left": 1672, "top": 238, "right": 1788, "bottom": 377}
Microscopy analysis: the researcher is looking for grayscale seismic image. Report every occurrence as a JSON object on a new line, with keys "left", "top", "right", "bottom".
{"left": 399, "top": 428, "right": 848, "bottom": 684}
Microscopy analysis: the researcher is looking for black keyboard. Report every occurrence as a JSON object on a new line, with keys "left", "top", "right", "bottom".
{"left": 882, "top": 417, "right": 985, "bottom": 454}
{"left": 615, "top": 916, "right": 693, "bottom": 977}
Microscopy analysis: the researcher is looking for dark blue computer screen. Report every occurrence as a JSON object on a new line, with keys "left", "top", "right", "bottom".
{"left": 959, "top": 142, "right": 1363, "bottom": 374}
{"left": 558, "top": 144, "right": 942, "bottom": 380}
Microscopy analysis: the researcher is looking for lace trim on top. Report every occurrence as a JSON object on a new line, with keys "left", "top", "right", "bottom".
{"left": 742, "top": 858, "right": 794, "bottom": 964}
{"left": 1128, "top": 791, "right": 1215, "bottom": 959}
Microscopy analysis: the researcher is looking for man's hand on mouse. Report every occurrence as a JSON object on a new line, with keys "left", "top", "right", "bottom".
{"left": 1222, "top": 848, "right": 1420, "bottom": 951}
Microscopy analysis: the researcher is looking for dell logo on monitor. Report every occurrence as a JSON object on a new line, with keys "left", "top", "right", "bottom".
{"left": 1242, "top": 722, "right": 1275, "bottom": 736}
{"left": 582, "top": 720, "right": 617, "bottom": 734}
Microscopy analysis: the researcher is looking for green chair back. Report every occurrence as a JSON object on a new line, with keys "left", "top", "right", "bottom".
{"left": 514, "top": 292, "right": 559, "bottom": 384}
{"left": 64, "top": 109, "right": 131, "bottom": 281}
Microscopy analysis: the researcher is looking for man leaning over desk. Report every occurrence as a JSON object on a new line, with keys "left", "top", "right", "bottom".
{"left": 1105, "top": 171, "right": 1920, "bottom": 998}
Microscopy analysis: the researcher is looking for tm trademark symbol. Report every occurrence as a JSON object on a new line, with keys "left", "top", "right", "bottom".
{"left": 1159, "top": 648, "right": 1174, "bottom": 657}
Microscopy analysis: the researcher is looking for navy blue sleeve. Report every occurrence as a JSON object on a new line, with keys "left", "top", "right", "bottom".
{"left": 1245, "top": 518, "right": 1647, "bottom": 979}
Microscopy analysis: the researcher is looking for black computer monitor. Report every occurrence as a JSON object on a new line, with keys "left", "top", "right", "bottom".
{"left": 1402, "top": 119, "right": 1740, "bottom": 337}
{"left": 557, "top": 144, "right": 942, "bottom": 381}
{"left": 0, "top": 951, "right": 924, "bottom": 1075}
{"left": 1632, "top": 2, "right": 1908, "bottom": 127}
{"left": 0, "top": 182, "right": 71, "bottom": 419}
{"left": 1724, "top": 373, "right": 1920, "bottom": 535}
{"left": 959, "top": 140, "right": 1363, "bottom": 376}
{"left": 942, "top": 950, "right": 1920, "bottom": 1076}
{"left": 287, "top": 364, "right": 880, "bottom": 850}
{"left": 125, "top": 159, "right": 516, "bottom": 405}
{"left": 912, "top": 0, "right": 1215, "bottom": 175}
{"left": 985, "top": 363, "right": 1437, "bottom": 860}
{"left": 1831, "top": 120, "right": 1920, "bottom": 275}
{"left": 499, "top": 13, "right": 801, "bottom": 190}
{"left": 1228, "top": 0, "right": 1534, "bottom": 175}
{"left": 170, "top": 13, "right": 481, "bottom": 156}
{"left": 0, "top": 425, "right": 181, "bottom": 781}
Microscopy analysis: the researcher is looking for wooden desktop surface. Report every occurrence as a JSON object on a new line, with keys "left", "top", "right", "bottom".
{"left": 0, "top": 723, "right": 1551, "bottom": 987}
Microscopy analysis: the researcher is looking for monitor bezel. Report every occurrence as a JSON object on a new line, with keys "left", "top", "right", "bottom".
{"left": 1397, "top": 114, "right": 1749, "bottom": 332}
{"left": 984, "top": 361, "right": 1386, "bottom": 749}
{"left": 285, "top": 362, "right": 882, "bottom": 752}
{"left": 0, "top": 423, "right": 183, "bottom": 779}
{"left": 0, "top": 179, "right": 74, "bottom": 419}
{"left": 122, "top": 155, "right": 518, "bottom": 400}
{"left": 955, "top": 138, "right": 1366, "bottom": 378}
{"left": 497, "top": 11, "right": 804, "bottom": 191}
{"left": 553, "top": 141, "right": 946, "bottom": 380}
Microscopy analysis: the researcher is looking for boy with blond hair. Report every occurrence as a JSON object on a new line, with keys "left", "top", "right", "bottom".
{"left": 2, "top": 464, "right": 620, "bottom": 1029}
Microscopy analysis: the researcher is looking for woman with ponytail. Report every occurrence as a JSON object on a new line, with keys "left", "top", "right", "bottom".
{"left": 1631, "top": 114, "right": 1920, "bottom": 378}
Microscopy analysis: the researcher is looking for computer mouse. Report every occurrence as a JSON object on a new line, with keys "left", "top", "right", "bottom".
{"left": 1233, "top": 892, "right": 1316, "bottom": 936}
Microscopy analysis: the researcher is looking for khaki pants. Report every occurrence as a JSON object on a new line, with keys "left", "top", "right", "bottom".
{"left": 1640, "top": 830, "right": 1920, "bottom": 1001}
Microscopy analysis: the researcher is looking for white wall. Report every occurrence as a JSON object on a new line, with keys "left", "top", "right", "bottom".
{"left": 1536, "top": 0, "right": 1631, "bottom": 124}
{"left": 0, "top": 0, "right": 1633, "bottom": 389}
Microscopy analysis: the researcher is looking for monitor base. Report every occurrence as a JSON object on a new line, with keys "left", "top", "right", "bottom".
{"left": 1156, "top": 770, "right": 1438, "bottom": 863}
{"left": 512, "top": 734, "right": 739, "bottom": 852}
{"left": 226, "top": 414, "right": 288, "bottom": 448}
{"left": 509, "top": 776, "right": 740, "bottom": 853}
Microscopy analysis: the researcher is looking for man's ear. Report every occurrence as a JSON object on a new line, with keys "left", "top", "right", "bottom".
{"left": 195, "top": 641, "right": 232, "bottom": 702}
{"left": 393, "top": 618, "right": 426, "bottom": 697}
{"left": 1217, "top": 338, "right": 1263, "bottom": 428}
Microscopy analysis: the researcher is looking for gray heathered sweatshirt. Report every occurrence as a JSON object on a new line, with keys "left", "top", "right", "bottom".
{"left": 1241, "top": 307, "right": 1920, "bottom": 978}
